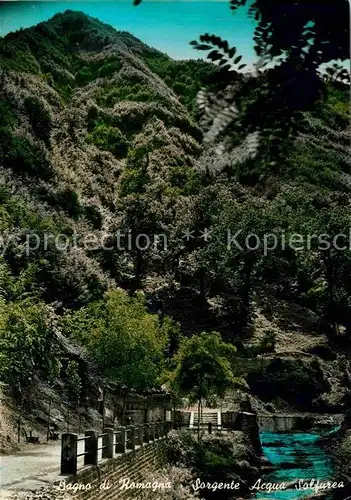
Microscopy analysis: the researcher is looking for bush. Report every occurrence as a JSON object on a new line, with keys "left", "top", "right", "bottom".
{"left": 0, "top": 100, "right": 18, "bottom": 128}
{"left": 258, "top": 329, "right": 277, "bottom": 353}
{"left": 168, "top": 166, "right": 202, "bottom": 195}
{"left": 97, "top": 60, "right": 121, "bottom": 78}
{"left": 83, "top": 204, "right": 102, "bottom": 229}
{"left": 75, "top": 66, "right": 94, "bottom": 86}
{"left": 2, "top": 132, "right": 52, "bottom": 179}
{"left": 24, "top": 96, "right": 52, "bottom": 146}
{"left": 166, "top": 431, "right": 258, "bottom": 499}
{"left": 60, "top": 289, "right": 169, "bottom": 392}
{"left": 86, "top": 105, "right": 99, "bottom": 132}
{"left": 119, "top": 168, "right": 149, "bottom": 196}
{"left": 48, "top": 187, "right": 82, "bottom": 218}
{"left": 87, "top": 124, "right": 128, "bottom": 157}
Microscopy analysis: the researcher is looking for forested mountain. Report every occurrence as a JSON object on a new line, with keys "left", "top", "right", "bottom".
{"left": 0, "top": 11, "right": 210, "bottom": 305}
{"left": 0, "top": 10, "right": 350, "bottom": 440}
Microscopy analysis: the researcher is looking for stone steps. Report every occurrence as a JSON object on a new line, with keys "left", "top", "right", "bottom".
{"left": 192, "top": 411, "right": 219, "bottom": 427}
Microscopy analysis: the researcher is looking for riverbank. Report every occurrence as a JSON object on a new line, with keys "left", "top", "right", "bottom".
{"left": 164, "top": 428, "right": 263, "bottom": 499}
{"left": 330, "top": 414, "right": 351, "bottom": 499}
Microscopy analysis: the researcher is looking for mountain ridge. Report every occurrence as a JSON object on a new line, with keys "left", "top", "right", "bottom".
{"left": 0, "top": 10, "right": 209, "bottom": 309}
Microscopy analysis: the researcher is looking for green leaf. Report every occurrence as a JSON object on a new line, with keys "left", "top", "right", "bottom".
{"left": 195, "top": 44, "right": 213, "bottom": 51}
{"left": 208, "top": 50, "right": 223, "bottom": 62}
{"left": 228, "top": 47, "right": 237, "bottom": 58}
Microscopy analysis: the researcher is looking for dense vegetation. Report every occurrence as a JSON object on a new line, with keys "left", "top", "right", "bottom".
{"left": 0, "top": 7, "right": 350, "bottom": 421}
{"left": 166, "top": 430, "right": 260, "bottom": 498}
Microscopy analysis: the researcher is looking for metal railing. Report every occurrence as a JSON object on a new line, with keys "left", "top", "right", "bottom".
{"left": 61, "top": 421, "right": 171, "bottom": 475}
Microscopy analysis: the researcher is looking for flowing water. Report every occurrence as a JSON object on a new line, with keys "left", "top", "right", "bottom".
{"left": 255, "top": 430, "right": 336, "bottom": 499}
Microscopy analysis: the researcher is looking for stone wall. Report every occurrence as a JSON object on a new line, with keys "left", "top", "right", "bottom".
{"left": 234, "top": 411, "right": 262, "bottom": 456}
{"left": 258, "top": 414, "right": 299, "bottom": 432}
{"left": 222, "top": 406, "right": 262, "bottom": 456}
{"left": 65, "top": 438, "right": 168, "bottom": 500}
{"left": 104, "top": 393, "right": 171, "bottom": 427}
{"left": 173, "top": 410, "right": 191, "bottom": 427}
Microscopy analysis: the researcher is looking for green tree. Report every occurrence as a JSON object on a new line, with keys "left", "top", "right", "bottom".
{"left": 187, "top": 0, "right": 349, "bottom": 164}
{"left": 200, "top": 196, "right": 280, "bottom": 331}
{"left": 87, "top": 124, "right": 128, "bottom": 157}
{"left": 0, "top": 298, "right": 60, "bottom": 399}
{"left": 167, "top": 331, "right": 241, "bottom": 439}
{"left": 61, "top": 288, "right": 170, "bottom": 422}
{"left": 231, "top": 0, "right": 349, "bottom": 65}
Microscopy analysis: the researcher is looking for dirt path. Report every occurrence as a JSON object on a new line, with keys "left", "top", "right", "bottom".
{"left": 1, "top": 436, "right": 105, "bottom": 495}
{"left": 0, "top": 442, "right": 62, "bottom": 494}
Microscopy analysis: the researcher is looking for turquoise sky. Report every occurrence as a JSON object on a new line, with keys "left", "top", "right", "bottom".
{"left": 0, "top": 1, "right": 257, "bottom": 61}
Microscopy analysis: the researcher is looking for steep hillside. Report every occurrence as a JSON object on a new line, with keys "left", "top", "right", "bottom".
{"left": 0, "top": 11, "right": 212, "bottom": 447}
{"left": 0, "top": 10, "right": 209, "bottom": 307}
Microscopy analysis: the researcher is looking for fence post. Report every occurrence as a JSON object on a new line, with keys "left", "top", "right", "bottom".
{"left": 129, "top": 426, "right": 135, "bottom": 451}
{"left": 116, "top": 426, "right": 126, "bottom": 453}
{"left": 61, "top": 433, "right": 78, "bottom": 474}
{"left": 138, "top": 424, "right": 144, "bottom": 446}
{"left": 84, "top": 430, "right": 98, "bottom": 466}
{"left": 143, "top": 423, "right": 150, "bottom": 443}
{"left": 102, "top": 428, "right": 114, "bottom": 459}
{"left": 208, "top": 422, "right": 213, "bottom": 434}
{"left": 150, "top": 422, "right": 155, "bottom": 441}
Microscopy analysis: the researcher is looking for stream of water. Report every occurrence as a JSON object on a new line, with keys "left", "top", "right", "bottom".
{"left": 256, "top": 430, "right": 335, "bottom": 499}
